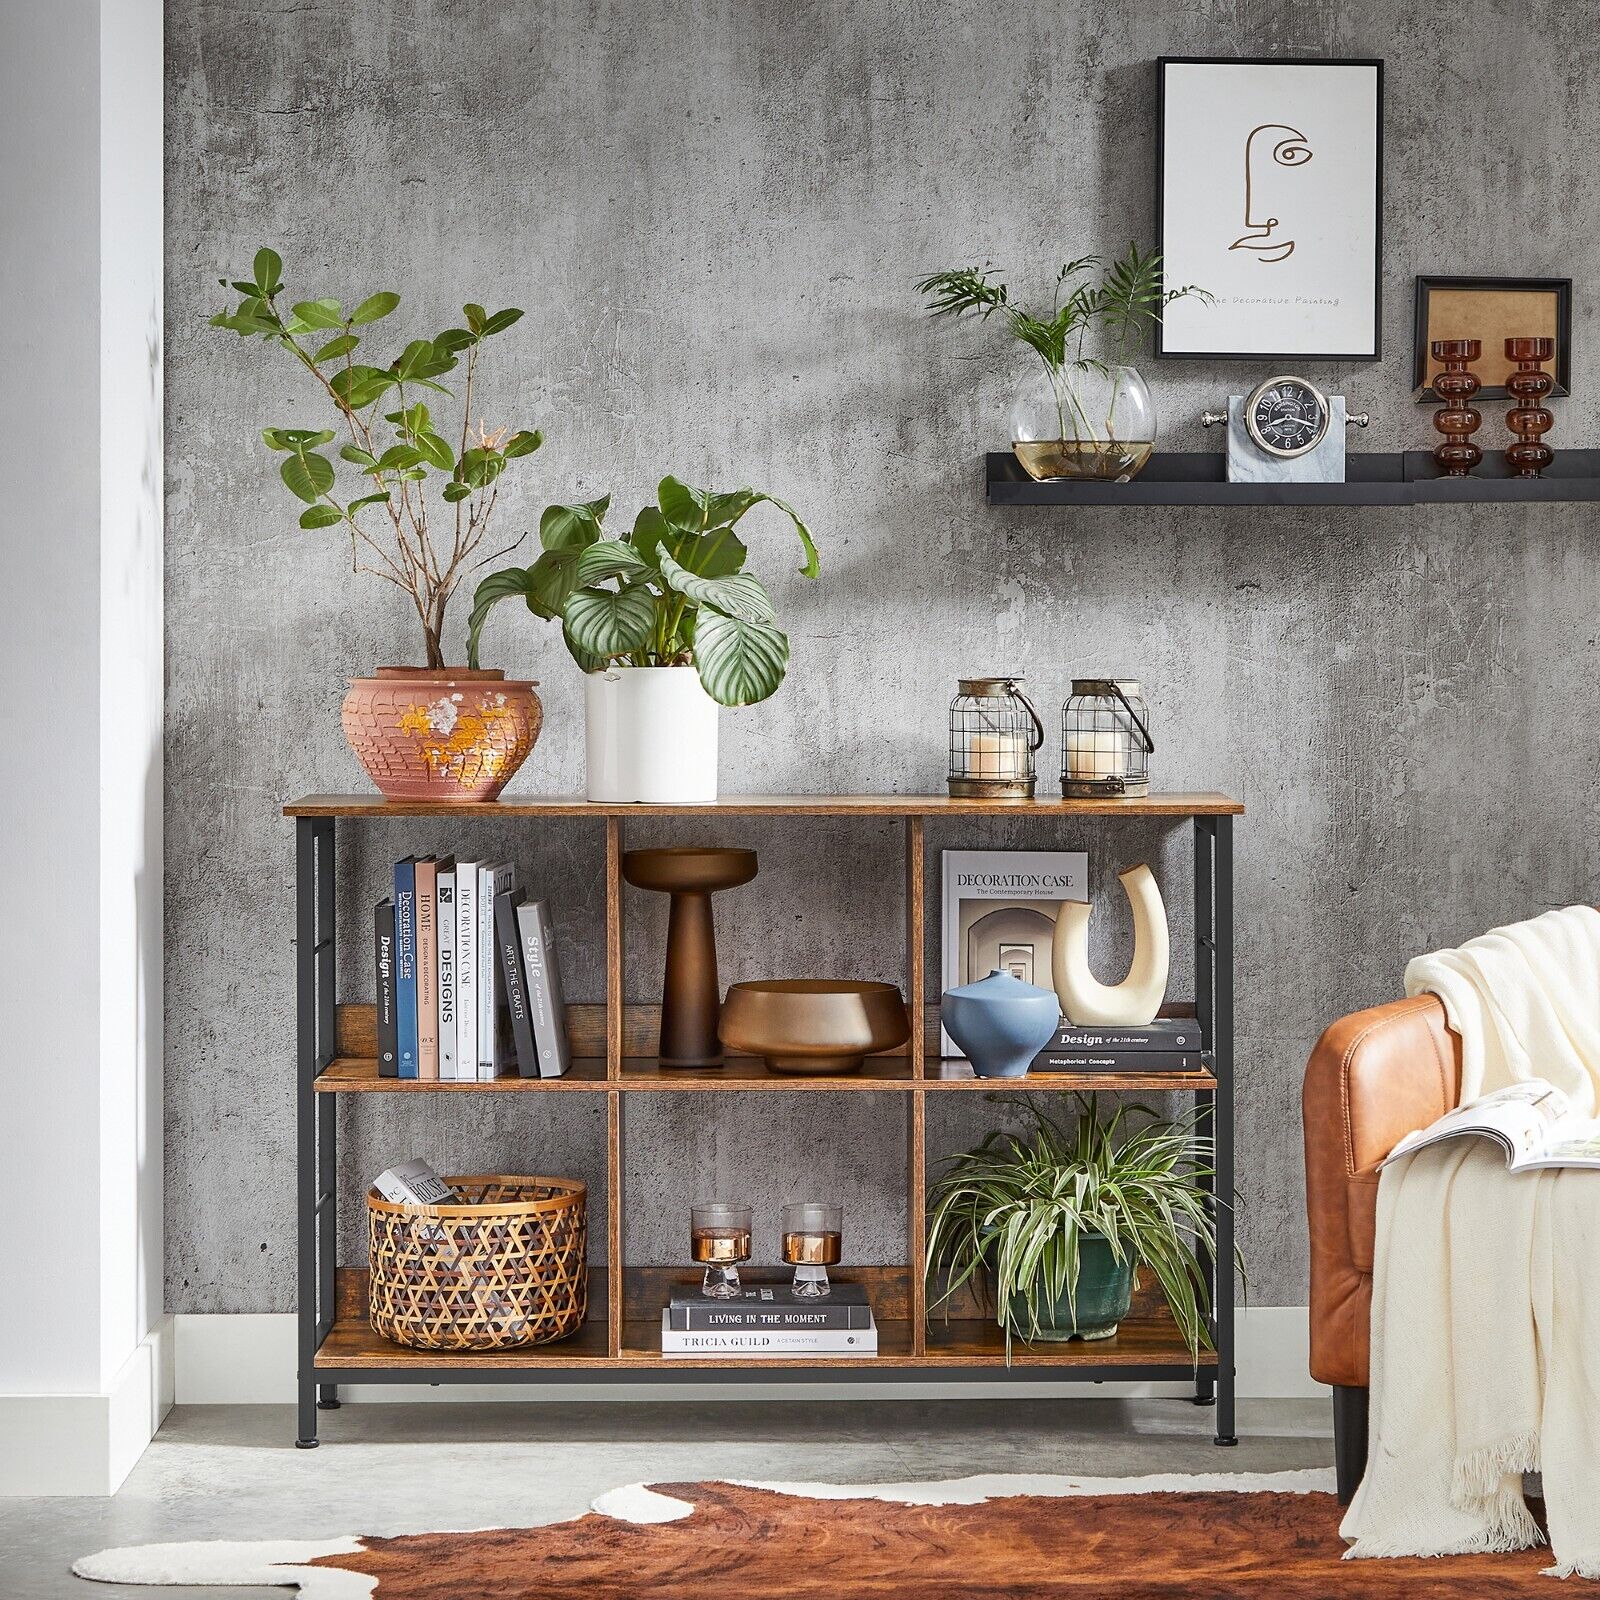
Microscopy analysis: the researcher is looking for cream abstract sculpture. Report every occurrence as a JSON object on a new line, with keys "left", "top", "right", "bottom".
{"left": 1052, "top": 863, "right": 1170, "bottom": 1026}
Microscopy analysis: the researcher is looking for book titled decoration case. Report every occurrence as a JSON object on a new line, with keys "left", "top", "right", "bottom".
{"left": 285, "top": 792, "right": 1239, "bottom": 1448}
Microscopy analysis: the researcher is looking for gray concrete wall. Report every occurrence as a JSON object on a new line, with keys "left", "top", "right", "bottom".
{"left": 166, "top": 0, "right": 1600, "bottom": 1312}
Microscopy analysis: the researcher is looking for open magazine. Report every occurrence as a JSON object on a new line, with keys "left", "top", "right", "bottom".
{"left": 1382, "top": 1080, "right": 1600, "bottom": 1172}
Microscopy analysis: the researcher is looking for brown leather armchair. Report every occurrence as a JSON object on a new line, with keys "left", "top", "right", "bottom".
{"left": 1302, "top": 994, "right": 1462, "bottom": 1502}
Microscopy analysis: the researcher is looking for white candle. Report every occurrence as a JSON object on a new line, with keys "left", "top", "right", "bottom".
{"left": 967, "top": 730, "right": 1028, "bottom": 781}
{"left": 1065, "top": 728, "right": 1129, "bottom": 782}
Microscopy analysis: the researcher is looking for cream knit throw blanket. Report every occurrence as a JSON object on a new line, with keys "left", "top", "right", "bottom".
{"left": 1342, "top": 906, "right": 1600, "bottom": 1578}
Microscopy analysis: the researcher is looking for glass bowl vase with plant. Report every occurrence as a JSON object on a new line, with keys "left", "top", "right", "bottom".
{"left": 925, "top": 1095, "right": 1232, "bottom": 1361}
{"left": 916, "top": 246, "right": 1210, "bottom": 483}
{"left": 211, "top": 249, "right": 546, "bottom": 799}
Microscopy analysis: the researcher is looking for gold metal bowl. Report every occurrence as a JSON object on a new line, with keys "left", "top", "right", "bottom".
{"left": 718, "top": 980, "right": 911, "bottom": 1075}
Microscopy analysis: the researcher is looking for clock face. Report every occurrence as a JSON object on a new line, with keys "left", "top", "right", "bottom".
{"left": 1245, "top": 377, "right": 1330, "bottom": 458}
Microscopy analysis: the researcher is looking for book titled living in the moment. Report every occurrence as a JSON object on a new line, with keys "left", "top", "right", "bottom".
{"left": 940, "top": 849, "right": 1086, "bottom": 1056}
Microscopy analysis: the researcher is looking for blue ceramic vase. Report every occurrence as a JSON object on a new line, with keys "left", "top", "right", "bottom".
{"left": 941, "top": 968, "right": 1061, "bottom": 1078}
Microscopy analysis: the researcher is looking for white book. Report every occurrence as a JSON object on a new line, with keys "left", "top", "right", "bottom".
{"left": 516, "top": 898, "right": 571, "bottom": 1078}
{"left": 658, "top": 1310, "right": 877, "bottom": 1356}
{"left": 454, "top": 860, "right": 479, "bottom": 1082}
{"left": 372, "top": 1158, "right": 457, "bottom": 1207}
{"left": 477, "top": 862, "right": 515, "bottom": 1079}
{"left": 436, "top": 870, "right": 457, "bottom": 1079}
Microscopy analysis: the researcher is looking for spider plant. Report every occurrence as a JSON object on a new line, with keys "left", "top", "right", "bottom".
{"left": 925, "top": 1095, "right": 1229, "bottom": 1362}
{"left": 915, "top": 245, "right": 1209, "bottom": 445}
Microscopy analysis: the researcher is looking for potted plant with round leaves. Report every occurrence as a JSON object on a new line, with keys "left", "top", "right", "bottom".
{"left": 468, "top": 477, "right": 817, "bottom": 801}
{"left": 212, "top": 248, "right": 546, "bottom": 800}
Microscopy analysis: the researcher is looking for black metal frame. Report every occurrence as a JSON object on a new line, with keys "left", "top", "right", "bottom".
{"left": 1154, "top": 55, "right": 1385, "bottom": 363}
{"left": 293, "top": 810, "right": 1237, "bottom": 1447}
{"left": 1411, "top": 275, "right": 1573, "bottom": 401}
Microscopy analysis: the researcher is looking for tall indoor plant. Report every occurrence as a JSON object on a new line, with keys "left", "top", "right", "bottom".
{"left": 212, "top": 249, "right": 545, "bottom": 799}
{"left": 468, "top": 477, "right": 817, "bottom": 801}
{"left": 925, "top": 1096, "right": 1226, "bottom": 1360}
{"left": 916, "top": 246, "right": 1209, "bottom": 483}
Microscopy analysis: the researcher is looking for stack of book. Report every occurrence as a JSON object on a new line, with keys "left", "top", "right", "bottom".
{"left": 660, "top": 1284, "right": 878, "bottom": 1357}
{"left": 373, "top": 856, "right": 570, "bottom": 1080}
{"left": 1033, "top": 1018, "right": 1204, "bottom": 1075}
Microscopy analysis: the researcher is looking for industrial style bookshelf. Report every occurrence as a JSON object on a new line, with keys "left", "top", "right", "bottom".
{"left": 285, "top": 792, "right": 1239, "bottom": 1448}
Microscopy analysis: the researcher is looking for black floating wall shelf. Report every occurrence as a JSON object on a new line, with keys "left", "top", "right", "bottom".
{"left": 985, "top": 450, "right": 1600, "bottom": 508}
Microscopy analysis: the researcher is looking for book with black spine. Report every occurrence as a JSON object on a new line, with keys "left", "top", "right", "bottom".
{"left": 659, "top": 1309, "right": 877, "bottom": 1356}
{"left": 515, "top": 897, "right": 571, "bottom": 1078}
{"left": 494, "top": 887, "right": 541, "bottom": 1078}
{"left": 1049, "top": 1019, "right": 1201, "bottom": 1053}
{"left": 1032, "top": 1050, "right": 1204, "bottom": 1075}
{"left": 668, "top": 1282, "right": 872, "bottom": 1331}
{"left": 436, "top": 865, "right": 457, "bottom": 1079}
{"left": 374, "top": 899, "right": 398, "bottom": 1077}
{"left": 477, "top": 862, "right": 515, "bottom": 1079}
{"left": 392, "top": 857, "right": 419, "bottom": 1079}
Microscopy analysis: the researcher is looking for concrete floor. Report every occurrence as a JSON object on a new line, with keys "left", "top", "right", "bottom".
{"left": 2, "top": 1398, "right": 1332, "bottom": 1597}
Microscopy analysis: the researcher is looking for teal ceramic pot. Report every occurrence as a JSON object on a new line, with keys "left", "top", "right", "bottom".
{"left": 941, "top": 968, "right": 1060, "bottom": 1078}
{"left": 1000, "top": 1233, "right": 1135, "bottom": 1341}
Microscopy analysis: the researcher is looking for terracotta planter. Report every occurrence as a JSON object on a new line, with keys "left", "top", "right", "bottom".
{"left": 342, "top": 668, "right": 541, "bottom": 802}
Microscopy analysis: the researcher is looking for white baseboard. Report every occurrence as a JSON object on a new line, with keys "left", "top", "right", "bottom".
{"left": 0, "top": 1317, "right": 173, "bottom": 1495}
{"left": 174, "top": 1307, "right": 1325, "bottom": 1406}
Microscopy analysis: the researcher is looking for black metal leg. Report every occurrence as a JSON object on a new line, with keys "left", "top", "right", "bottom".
{"left": 317, "top": 1385, "right": 341, "bottom": 1410}
{"left": 1334, "top": 1385, "right": 1369, "bottom": 1502}
{"left": 1212, "top": 815, "right": 1236, "bottom": 1446}
{"left": 296, "top": 817, "right": 337, "bottom": 1448}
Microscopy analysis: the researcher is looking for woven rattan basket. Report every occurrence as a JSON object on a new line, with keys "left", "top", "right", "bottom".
{"left": 367, "top": 1175, "right": 587, "bottom": 1351}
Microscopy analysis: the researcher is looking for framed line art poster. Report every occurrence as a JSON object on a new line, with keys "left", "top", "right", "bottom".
{"left": 1156, "top": 57, "right": 1383, "bottom": 361}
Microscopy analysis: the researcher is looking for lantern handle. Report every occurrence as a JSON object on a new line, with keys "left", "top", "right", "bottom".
{"left": 1110, "top": 682, "right": 1154, "bottom": 754}
{"left": 1009, "top": 681, "right": 1046, "bottom": 752}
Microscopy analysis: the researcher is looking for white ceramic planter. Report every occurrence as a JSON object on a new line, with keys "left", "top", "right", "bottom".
{"left": 584, "top": 666, "right": 719, "bottom": 803}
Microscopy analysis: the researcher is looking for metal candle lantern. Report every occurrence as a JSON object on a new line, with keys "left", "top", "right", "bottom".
{"left": 948, "top": 677, "right": 1045, "bottom": 800}
{"left": 1061, "top": 679, "right": 1153, "bottom": 798}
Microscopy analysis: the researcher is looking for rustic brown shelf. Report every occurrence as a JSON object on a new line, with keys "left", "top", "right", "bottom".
{"left": 284, "top": 791, "right": 1243, "bottom": 818}
{"left": 288, "top": 792, "right": 1238, "bottom": 1435}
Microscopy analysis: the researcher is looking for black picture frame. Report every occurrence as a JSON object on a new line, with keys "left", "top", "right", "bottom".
{"left": 1155, "top": 56, "right": 1385, "bottom": 363}
{"left": 1412, "top": 275, "right": 1572, "bottom": 401}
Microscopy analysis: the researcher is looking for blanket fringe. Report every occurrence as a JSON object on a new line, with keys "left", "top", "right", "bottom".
{"left": 1451, "top": 1432, "right": 1546, "bottom": 1551}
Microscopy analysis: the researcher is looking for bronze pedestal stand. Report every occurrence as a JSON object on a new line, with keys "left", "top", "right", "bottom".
{"left": 623, "top": 846, "right": 758, "bottom": 1067}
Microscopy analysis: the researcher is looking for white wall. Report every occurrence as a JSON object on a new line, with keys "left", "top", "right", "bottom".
{"left": 0, "top": 0, "right": 166, "bottom": 1493}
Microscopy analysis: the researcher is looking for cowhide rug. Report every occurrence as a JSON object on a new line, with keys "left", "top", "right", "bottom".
{"left": 74, "top": 1469, "right": 1559, "bottom": 1597}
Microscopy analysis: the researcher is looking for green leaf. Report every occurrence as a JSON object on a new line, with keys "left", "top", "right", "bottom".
{"left": 291, "top": 298, "right": 344, "bottom": 330}
{"left": 561, "top": 618, "right": 607, "bottom": 675}
{"left": 481, "top": 307, "right": 524, "bottom": 335}
{"left": 433, "top": 327, "right": 476, "bottom": 356}
{"left": 442, "top": 481, "right": 472, "bottom": 502}
{"left": 280, "top": 451, "right": 335, "bottom": 504}
{"left": 313, "top": 333, "right": 359, "bottom": 362}
{"left": 663, "top": 526, "right": 748, "bottom": 579}
{"left": 466, "top": 566, "right": 536, "bottom": 669}
{"left": 374, "top": 443, "right": 423, "bottom": 471}
{"left": 524, "top": 547, "right": 582, "bottom": 619}
{"left": 563, "top": 584, "right": 657, "bottom": 659}
{"left": 253, "top": 248, "right": 283, "bottom": 295}
{"left": 393, "top": 340, "right": 434, "bottom": 380}
{"left": 299, "top": 503, "right": 343, "bottom": 529}
{"left": 658, "top": 549, "right": 774, "bottom": 622}
{"left": 576, "top": 539, "right": 655, "bottom": 588}
{"left": 349, "top": 291, "right": 400, "bottom": 325}
{"left": 501, "top": 428, "right": 543, "bottom": 458}
{"left": 339, "top": 444, "right": 379, "bottom": 468}
{"left": 722, "top": 490, "right": 820, "bottom": 579}
{"left": 657, "top": 475, "right": 711, "bottom": 530}
{"left": 539, "top": 494, "right": 610, "bottom": 551}
{"left": 414, "top": 431, "right": 455, "bottom": 470}
{"left": 265, "top": 427, "right": 334, "bottom": 451}
{"left": 692, "top": 609, "right": 790, "bottom": 706}
{"left": 463, "top": 303, "right": 486, "bottom": 334}
{"left": 347, "top": 490, "right": 391, "bottom": 513}
{"left": 330, "top": 365, "right": 395, "bottom": 407}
